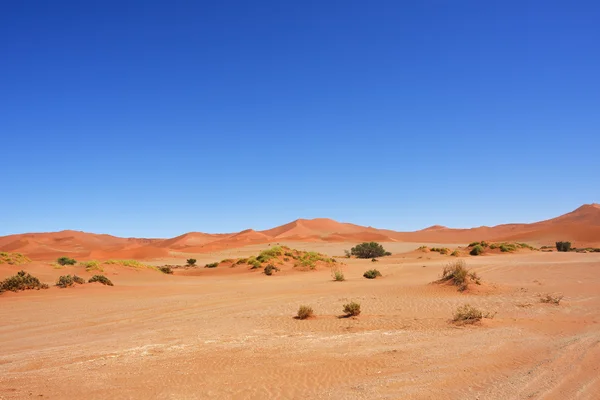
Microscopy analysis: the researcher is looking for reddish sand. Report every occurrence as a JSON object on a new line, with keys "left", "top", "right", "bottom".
{"left": 1, "top": 248, "right": 599, "bottom": 399}
{"left": 1, "top": 204, "right": 599, "bottom": 261}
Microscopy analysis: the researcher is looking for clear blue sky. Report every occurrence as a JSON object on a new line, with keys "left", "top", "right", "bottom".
{"left": 2, "top": 1, "right": 599, "bottom": 237}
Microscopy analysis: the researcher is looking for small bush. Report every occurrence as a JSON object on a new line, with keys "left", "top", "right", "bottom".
{"left": 451, "top": 250, "right": 460, "bottom": 257}
{"left": 384, "top": 251, "right": 392, "bottom": 256}
{"left": 344, "top": 250, "right": 351, "bottom": 258}
{"left": 204, "top": 262, "right": 219, "bottom": 268}
{"left": 296, "top": 305, "right": 314, "bottom": 320}
{"left": 158, "top": 266, "right": 173, "bottom": 274}
{"left": 264, "top": 264, "right": 280, "bottom": 276}
{"left": 1, "top": 270, "right": 49, "bottom": 292}
{"left": 350, "top": 242, "right": 387, "bottom": 259}
{"left": 235, "top": 258, "right": 248, "bottom": 265}
{"left": 371, "top": 258, "right": 378, "bottom": 262}
{"left": 56, "top": 275, "right": 85, "bottom": 288}
{"left": 186, "top": 259, "right": 197, "bottom": 266}
{"left": 88, "top": 275, "right": 113, "bottom": 286}
{"left": 247, "top": 258, "right": 262, "bottom": 269}
{"left": 363, "top": 269, "right": 382, "bottom": 279}
{"left": 343, "top": 301, "right": 361, "bottom": 316}
{"left": 540, "top": 293, "right": 564, "bottom": 305}
{"left": 452, "top": 304, "right": 483, "bottom": 324}
{"left": 470, "top": 245, "right": 484, "bottom": 256}
{"left": 57, "top": 256, "right": 77, "bottom": 266}
{"left": 556, "top": 241, "right": 572, "bottom": 252}
{"left": 499, "top": 243, "right": 517, "bottom": 252}
{"left": 430, "top": 247, "right": 450, "bottom": 255}
{"left": 439, "top": 260, "right": 473, "bottom": 291}
{"left": 331, "top": 265, "right": 345, "bottom": 281}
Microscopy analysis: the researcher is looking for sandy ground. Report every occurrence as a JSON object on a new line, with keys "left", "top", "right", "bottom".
{"left": 1, "top": 245, "right": 599, "bottom": 399}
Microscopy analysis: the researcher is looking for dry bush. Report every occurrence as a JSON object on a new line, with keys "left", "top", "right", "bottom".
{"left": 343, "top": 301, "right": 361, "bottom": 316}
{"left": 1, "top": 270, "right": 49, "bottom": 293}
{"left": 296, "top": 305, "right": 314, "bottom": 319}
{"left": 88, "top": 275, "right": 113, "bottom": 286}
{"left": 56, "top": 275, "right": 85, "bottom": 288}
{"left": 439, "top": 260, "right": 471, "bottom": 291}
{"left": 158, "top": 266, "right": 173, "bottom": 274}
{"left": 540, "top": 293, "right": 564, "bottom": 305}
{"left": 264, "top": 264, "right": 280, "bottom": 276}
{"left": 452, "top": 304, "right": 495, "bottom": 325}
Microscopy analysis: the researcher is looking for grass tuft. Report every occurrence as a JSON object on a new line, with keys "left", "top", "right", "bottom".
{"left": 88, "top": 275, "right": 113, "bottom": 286}
{"left": 343, "top": 301, "right": 361, "bottom": 316}
{"left": 363, "top": 269, "right": 382, "bottom": 279}
{"left": 296, "top": 305, "right": 314, "bottom": 320}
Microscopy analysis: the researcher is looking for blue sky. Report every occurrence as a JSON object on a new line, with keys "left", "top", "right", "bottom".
{"left": 1, "top": 1, "right": 599, "bottom": 237}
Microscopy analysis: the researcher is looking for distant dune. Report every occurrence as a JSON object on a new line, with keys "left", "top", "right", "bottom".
{"left": 1, "top": 204, "right": 599, "bottom": 260}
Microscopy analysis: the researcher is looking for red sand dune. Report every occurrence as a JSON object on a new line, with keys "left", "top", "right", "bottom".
{"left": 2, "top": 204, "right": 599, "bottom": 260}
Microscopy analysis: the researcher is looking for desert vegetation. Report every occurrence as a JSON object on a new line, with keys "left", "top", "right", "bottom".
{"left": 438, "top": 260, "right": 481, "bottom": 291}
{"left": 539, "top": 293, "right": 564, "bottom": 305}
{"left": 296, "top": 305, "right": 314, "bottom": 320}
{"left": 363, "top": 269, "right": 382, "bottom": 279}
{"left": 452, "top": 304, "right": 495, "bottom": 325}
{"left": 56, "top": 274, "right": 85, "bottom": 288}
{"left": 430, "top": 247, "right": 450, "bottom": 255}
{"left": 555, "top": 241, "right": 571, "bottom": 252}
{"left": 186, "top": 258, "right": 197, "bottom": 266}
{"left": 158, "top": 266, "right": 173, "bottom": 274}
{"left": 205, "top": 262, "right": 219, "bottom": 268}
{"left": 0, "top": 252, "right": 31, "bottom": 265}
{"left": 0, "top": 270, "right": 49, "bottom": 293}
{"left": 57, "top": 256, "right": 77, "bottom": 266}
{"left": 350, "top": 242, "right": 390, "bottom": 259}
{"left": 264, "top": 264, "right": 280, "bottom": 276}
{"left": 343, "top": 301, "right": 361, "bottom": 317}
{"left": 88, "top": 275, "right": 113, "bottom": 286}
{"left": 80, "top": 260, "right": 104, "bottom": 272}
{"left": 331, "top": 265, "right": 345, "bottom": 281}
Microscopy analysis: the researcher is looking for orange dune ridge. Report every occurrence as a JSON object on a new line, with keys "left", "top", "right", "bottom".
{"left": 1, "top": 204, "right": 599, "bottom": 261}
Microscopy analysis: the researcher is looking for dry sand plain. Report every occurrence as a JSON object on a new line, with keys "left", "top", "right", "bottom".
{"left": 1, "top": 244, "right": 599, "bottom": 400}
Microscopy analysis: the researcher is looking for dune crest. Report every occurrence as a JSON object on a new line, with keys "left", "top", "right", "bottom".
{"left": 1, "top": 204, "right": 599, "bottom": 260}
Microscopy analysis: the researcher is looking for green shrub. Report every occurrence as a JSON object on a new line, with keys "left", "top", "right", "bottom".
{"left": 384, "top": 251, "right": 392, "bottom": 256}
{"left": 0, "top": 270, "right": 49, "bottom": 292}
{"left": 247, "top": 257, "right": 262, "bottom": 269}
{"left": 500, "top": 244, "right": 516, "bottom": 252}
{"left": 186, "top": 259, "right": 197, "bottom": 266}
{"left": 343, "top": 302, "right": 361, "bottom": 316}
{"left": 235, "top": 258, "right": 248, "bottom": 265}
{"left": 363, "top": 269, "right": 382, "bottom": 279}
{"left": 88, "top": 275, "right": 113, "bottom": 286}
{"left": 56, "top": 275, "right": 85, "bottom": 288}
{"left": 451, "top": 250, "right": 460, "bottom": 257}
{"left": 296, "top": 305, "right": 314, "bottom": 320}
{"left": 158, "top": 266, "right": 173, "bottom": 274}
{"left": 57, "top": 256, "right": 77, "bottom": 266}
{"left": 264, "top": 264, "right": 280, "bottom": 276}
{"left": 556, "top": 241, "right": 572, "bottom": 252}
{"left": 350, "top": 242, "right": 387, "bottom": 259}
{"left": 204, "top": 262, "right": 219, "bottom": 268}
{"left": 344, "top": 250, "right": 351, "bottom": 258}
{"left": 256, "top": 246, "right": 284, "bottom": 263}
{"left": 470, "top": 245, "right": 484, "bottom": 256}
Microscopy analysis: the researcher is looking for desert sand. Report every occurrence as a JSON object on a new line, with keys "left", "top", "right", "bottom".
{"left": 1, "top": 204, "right": 600, "bottom": 399}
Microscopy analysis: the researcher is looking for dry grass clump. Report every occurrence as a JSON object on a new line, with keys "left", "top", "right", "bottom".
{"left": 438, "top": 260, "right": 480, "bottom": 291}
{"left": 204, "top": 262, "right": 219, "bottom": 268}
{"left": 80, "top": 260, "right": 104, "bottom": 272}
{"left": 430, "top": 247, "right": 450, "bottom": 255}
{"left": 451, "top": 250, "right": 460, "bottom": 257}
{"left": 363, "top": 269, "right": 382, "bottom": 279}
{"left": 296, "top": 305, "right": 314, "bottom": 320}
{"left": 539, "top": 293, "right": 564, "bottom": 305}
{"left": 158, "top": 266, "right": 173, "bottom": 274}
{"left": 331, "top": 265, "right": 345, "bottom": 281}
{"left": 88, "top": 275, "right": 113, "bottom": 286}
{"left": 56, "top": 275, "right": 85, "bottom": 288}
{"left": 57, "top": 256, "right": 77, "bottom": 266}
{"left": 104, "top": 259, "right": 149, "bottom": 269}
{"left": 0, "top": 252, "right": 31, "bottom": 265}
{"left": 343, "top": 301, "right": 361, "bottom": 316}
{"left": 452, "top": 304, "right": 495, "bottom": 325}
{"left": 1, "top": 270, "right": 49, "bottom": 293}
